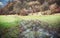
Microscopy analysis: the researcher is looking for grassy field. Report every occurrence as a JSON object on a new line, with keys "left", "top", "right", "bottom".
{"left": 0, "top": 15, "right": 60, "bottom": 38}
{"left": 0, "top": 15, "right": 60, "bottom": 28}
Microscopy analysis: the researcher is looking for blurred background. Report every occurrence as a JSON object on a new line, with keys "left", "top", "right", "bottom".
{"left": 0, "top": 0, "right": 60, "bottom": 15}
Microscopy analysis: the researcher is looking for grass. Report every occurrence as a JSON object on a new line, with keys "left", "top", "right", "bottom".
{"left": 0, "top": 15, "right": 60, "bottom": 38}
{"left": 0, "top": 15, "right": 60, "bottom": 28}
